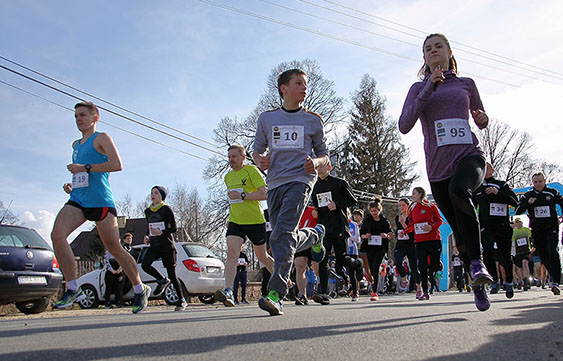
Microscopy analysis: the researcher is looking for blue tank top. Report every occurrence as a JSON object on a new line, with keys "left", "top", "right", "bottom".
{"left": 69, "top": 132, "right": 115, "bottom": 208}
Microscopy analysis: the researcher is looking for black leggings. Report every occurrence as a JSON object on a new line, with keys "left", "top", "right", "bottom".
{"left": 482, "top": 224, "right": 514, "bottom": 283}
{"left": 345, "top": 255, "right": 364, "bottom": 296}
{"left": 394, "top": 242, "right": 420, "bottom": 284}
{"left": 533, "top": 230, "right": 561, "bottom": 285}
{"left": 430, "top": 155, "right": 485, "bottom": 263}
{"left": 319, "top": 236, "right": 347, "bottom": 294}
{"left": 366, "top": 247, "right": 387, "bottom": 292}
{"left": 415, "top": 240, "right": 442, "bottom": 293}
{"left": 142, "top": 246, "right": 184, "bottom": 300}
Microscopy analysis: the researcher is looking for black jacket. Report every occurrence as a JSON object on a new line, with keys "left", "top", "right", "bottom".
{"left": 145, "top": 204, "right": 177, "bottom": 249}
{"left": 312, "top": 175, "right": 357, "bottom": 238}
{"left": 474, "top": 177, "right": 518, "bottom": 226}
{"left": 516, "top": 186, "right": 563, "bottom": 233}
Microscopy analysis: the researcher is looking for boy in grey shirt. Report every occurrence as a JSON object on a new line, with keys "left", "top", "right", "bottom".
{"left": 253, "top": 68, "right": 328, "bottom": 316}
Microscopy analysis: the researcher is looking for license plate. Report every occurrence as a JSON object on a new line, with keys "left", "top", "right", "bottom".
{"left": 206, "top": 266, "right": 221, "bottom": 274}
{"left": 18, "top": 276, "right": 47, "bottom": 285}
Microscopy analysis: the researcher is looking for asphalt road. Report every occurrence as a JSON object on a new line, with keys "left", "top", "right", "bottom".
{"left": 1, "top": 288, "right": 562, "bottom": 361}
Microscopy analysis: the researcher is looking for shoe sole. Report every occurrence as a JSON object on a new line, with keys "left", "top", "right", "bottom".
{"left": 153, "top": 281, "right": 171, "bottom": 297}
{"left": 258, "top": 297, "right": 283, "bottom": 316}
{"left": 54, "top": 292, "right": 86, "bottom": 309}
{"left": 552, "top": 287, "right": 561, "bottom": 295}
{"left": 215, "top": 289, "right": 235, "bottom": 307}
{"left": 471, "top": 274, "right": 494, "bottom": 287}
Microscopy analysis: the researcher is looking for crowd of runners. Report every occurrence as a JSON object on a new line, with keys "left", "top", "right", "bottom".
{"left": 50, "top": 33, "right": 562, "bottom": 316}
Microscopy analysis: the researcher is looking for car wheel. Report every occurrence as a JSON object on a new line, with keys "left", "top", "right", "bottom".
{"left": 15, "top": 298, "right": 50, "bottom": 314}
{"left": 198, "top": 294, "right": 216, "bottom": 304}
{"left": 163, "top": 283, "right": 180, "bottom": 305}
{"left": 78, "top": 284, "right": 100, "bottom": 309}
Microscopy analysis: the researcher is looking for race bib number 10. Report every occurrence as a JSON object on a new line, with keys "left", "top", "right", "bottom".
{"left": 272, "top": 125, "right": 304, "bottom": 149}
{"left": 435, "top": 118, "right": 472, "bottom": 147}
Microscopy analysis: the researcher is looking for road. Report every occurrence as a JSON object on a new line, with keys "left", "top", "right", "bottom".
{"left": 0, "top": 288, "right": 561, "bottom": 361}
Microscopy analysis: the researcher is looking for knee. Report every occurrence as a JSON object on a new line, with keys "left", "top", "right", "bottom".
{"left": 226, "top": 247, "right": 240, "bottom": 260}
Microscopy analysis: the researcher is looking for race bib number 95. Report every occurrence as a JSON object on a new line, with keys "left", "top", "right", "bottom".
{"left": 435, "top": 118, "right": 472, "bottom": 147}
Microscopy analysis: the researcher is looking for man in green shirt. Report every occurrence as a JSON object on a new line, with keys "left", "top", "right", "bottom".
{"left": 215, "top": 145, "right": 274, "bottom": 307}
{"left": 512, "top": 217, "right": 534, "bottom": 291}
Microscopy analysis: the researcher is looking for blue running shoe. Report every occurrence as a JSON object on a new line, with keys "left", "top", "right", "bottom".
{"left": 54, "top": 288, "right": 86, "bottom": 309}
{"left": 132, "top": 284, "right": 151, "bottom": 314}
{"left": 215, "top": 288, "right": 235, "bottom": 307}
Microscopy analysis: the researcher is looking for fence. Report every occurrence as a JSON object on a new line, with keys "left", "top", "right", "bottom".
{"left": 76, "top": 260, "right": 98, "bottom": 277}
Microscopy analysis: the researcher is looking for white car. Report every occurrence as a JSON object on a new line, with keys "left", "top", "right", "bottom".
{"left": 77, "top": 242, "right": 225, "bottom": 308}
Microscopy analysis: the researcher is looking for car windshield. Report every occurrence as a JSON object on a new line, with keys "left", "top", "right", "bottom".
{"left": 0, "top": 226, "right": 52, "bottom": 250}
{"left": 182, "top": 244, "right": 217, "bottom": 258}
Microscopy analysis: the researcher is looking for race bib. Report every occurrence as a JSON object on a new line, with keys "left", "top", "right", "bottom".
{"left": 237, "top": 258, "right": 246, "bottom": 265}
{"left": 368, "top": 235, "right": 382, "bottom": 246}
{"left": 265, "top": 222, "right": 272, "bottom": 232}
{"left": 272, "top": 125, "right": 304, "bottom": 149}
{"left": 453, "top": 259, "right": 462, "bottom": 267}
{"left": 435, "top": 118, "right": 472, "bottom": 147}
{"left": 229, "top": 188, "right": 244, "bottom": 204}
{"left": 148, "top": 222, "right": 165, "bottom": 237}
{"left": 316, "top": 191, "right": 333, "bottom": 208}
{"left": 534, "top": 206, "right": 550, "bottom": 218}
{"left": 516, "top": 238, "right": 528, "bottom": 247}
{"left": 71, "top": 172, "right": 89, "bottom": 189}
{"left": 414, "top": 222, "right": 430, "bottom": 235}
{"left": 489, "top": 203, "right": 507, "bottom": 216}
{"left": 397, "top": 230, "right": 410, "bottom": 241}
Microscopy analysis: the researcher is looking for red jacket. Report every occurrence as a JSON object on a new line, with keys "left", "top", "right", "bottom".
{"left": 403, "top": 202, "right": 443, "bottom": 243}
{"left": 299, "top": 206, "right": 318, "bottom": 229}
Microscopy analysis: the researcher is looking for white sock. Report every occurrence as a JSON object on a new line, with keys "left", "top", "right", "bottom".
{"left": 133, "top": 283, "right": 144, "bottom": 294}
{"left": 67, "top": 279, "right": 79, "bottom": 292}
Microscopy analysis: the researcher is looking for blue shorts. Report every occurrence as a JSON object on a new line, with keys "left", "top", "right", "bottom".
{"left": 532, "top": 255, "right": 542, "bottom": 263}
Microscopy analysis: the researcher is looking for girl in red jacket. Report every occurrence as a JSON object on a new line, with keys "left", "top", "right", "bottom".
{"left": 403, "top": 187, "right": 443, "bottom": 300}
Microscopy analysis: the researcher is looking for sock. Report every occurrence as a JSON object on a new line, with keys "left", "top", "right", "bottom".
{"left": 67, "top": 279, "right": 79, "bottom": 292}
{"left": 133, "top": 283, "right": 144, "bottom": 294}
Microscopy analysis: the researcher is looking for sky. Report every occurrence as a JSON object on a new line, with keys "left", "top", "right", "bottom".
{"left": 1, "top": 0, "right": 562, "bottom": 243}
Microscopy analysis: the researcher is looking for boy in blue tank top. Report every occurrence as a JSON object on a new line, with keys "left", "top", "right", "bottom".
{"left": 51, "top": 101, "right": 151, "bottom": 313}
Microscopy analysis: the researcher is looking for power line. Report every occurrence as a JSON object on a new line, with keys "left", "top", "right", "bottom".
{"left": 0, "top": 79, "right": 209, "bottom": 161}
{"left": 196, "top": 0, "right": 520, "bottom": 87}
{"left": 0, "top": 55, "right": 221, "bottom": 149}
{"left": 312, "top": 0, "right": 563, "bottom": 79}
{"left": 0, "top": 63, "right": 225, "bottom": 157}
{"left": 257, "top": 0, "right": 562, "bottom": 84}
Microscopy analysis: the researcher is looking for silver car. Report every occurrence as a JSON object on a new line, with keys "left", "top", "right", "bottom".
{"left": 77, "top": 242, "right": 224, "bottom": 308}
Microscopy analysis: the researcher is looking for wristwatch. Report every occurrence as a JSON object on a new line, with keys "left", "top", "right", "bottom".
{"left": 84, "top": 164, "right": 92, "bottom": 173}
{"left": 241, "top": 192, "right": 246, "bottom": 200}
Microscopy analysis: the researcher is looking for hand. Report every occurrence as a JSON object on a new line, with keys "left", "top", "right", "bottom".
{"left": 258, "top": 154, "right": 271, "bottom": 171}
{"left": 152, "top": 228, "right": 163, "bottom": 236}
{"left": 380, "top": 233, "right": 388, "bottom": 239}
{"left": 485, "top": 186, "right": 499, "bottom": 195}
{"left": 304, "top": 155, "right": 316, "bottom": 174}
{"left": 228, "top": 190, "right": 242, "bottom": 200}
{"left": 528, "top": 197, "right": 536, "bottom": 205}
{"left": 471, "top": 109, "right": 489, "bottom": 129}
{"left": 67, "top": 163, "right": 87, "bottom": 174}
{"left": 423, "top": 224, "right": 432, "bottom": 232}
{"left": 398, "top": 230, "right": 404, "bottom": 238}
{"left": 63, "top": 183, "right": 72, "bottom": 194}
{"left": 362, "top": 233, "right": 371, "bottom": 239}
{"left": 327, "top": 200, "right": 336, "bottom": 211}
{"left": 388, "top": 232, "right": 394, "bottom": 239}
{"left": 143, "top": 236, "right": 150, "bottom": 244}
{"left": 430, "top": 65, "right": 445, "bottom": 87}
{"left": 531, "top": 247, "right": 536, "bottom": 253}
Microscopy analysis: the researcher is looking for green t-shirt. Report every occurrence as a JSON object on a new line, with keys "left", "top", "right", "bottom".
{"left": 512, "top": 226, "right": 532, "bottom": 255}
{"left": 224, "top": 165, "right": 266, "bottom": 225}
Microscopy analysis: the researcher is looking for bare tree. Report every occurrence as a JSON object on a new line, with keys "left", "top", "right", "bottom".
{"left": 115, "top": 193, "right": 141, "bottom": 219}
{"left": 537, "top": 161, "right": 563, "bottom": 183}
{"left": 0, "top": 200, "right": 19, "bottom": 225}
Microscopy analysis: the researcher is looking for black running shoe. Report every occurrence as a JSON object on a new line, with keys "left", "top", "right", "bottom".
{"left": 153, "top": 278, "right": 171, "bottom": 297}
{"left": 312, "top": 293, "right": 330, "bottom": 305}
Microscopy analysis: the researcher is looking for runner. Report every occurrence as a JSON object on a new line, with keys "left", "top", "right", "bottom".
{"left": 253, "top": 68, "right": 328, "bottom": 316}
{"left": 395, "top": 198, "right": 422, "bottom": 297}
{"left": 142, "top": 185, "right": 187, "bottom": 311}
{"left": 402, "top": 187, "right": 443, "bottom": 301}
{"left": 511, "top": 218, "right": 533, "bottom": 291}
{"left": 346, "top": 209, "right": 363, "bottom": 301}
{"left": 311, "top": 158, "right": 357, "bottom": 305}
{"left": 355, "top": 209, "right": 375, "bottom": 293}
{"left": 51, "top": 101, "right": 150, "bottom": 313}
{"left": 216, "top": 144, "right": 275, "bottom": 307}
{"left": 399, "top": 33, "right": 494, "bottom": 311}
{"left": 474, "top": 162, "right": 518, "bottom": 298}
{"left": 451, "top": 246, "right": 465, "bottom": 292}
{"left": 359, "top": 198, "right": 393, "bottom": 301}
{"left": 515, "top": 172, "right": 563, "bottom": 295}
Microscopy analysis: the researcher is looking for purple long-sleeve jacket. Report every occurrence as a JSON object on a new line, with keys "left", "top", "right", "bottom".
{"left": 398, "top": 70, "right": 485, "bottom": 182}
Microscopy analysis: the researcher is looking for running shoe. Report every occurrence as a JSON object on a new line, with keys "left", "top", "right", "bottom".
{"left": 258, "top": 290, "right": 284, "bottom": 316}
{"left": 295, "top": 294, "right": 309, "bottom": 306}
{"left": 54, "top": 288, "right": 86, "bottom": 309}
{"left": 473, "top": 285, "right": 490, "bottom": 312}
{"left": 470, "top": 260, "right": 494, "bottom": 286}
{"left": 419, "top": 292, "right": 430, "bottom": 301}
{"left": 132, "top": 284, "right": 151, "bottom": 314}
{"left": 215, "top": 288, "right": 236, "bottom": 307}
{"left": 104, "top": 302, "right": 113, "bottom": 309}
{"left": 415, "top": 290, "right": 423, "bottom": 300}
{"left": 241, "top": 300, "right": 249, "bottom": 304}
{"left": 153, "top": 278, "right": 171, "bottom": 297}
{"left": 490, "top": 282, "right": 499, "bottom": 294}
{"left": 311, "top": 224, "right": 326, "bottom": 263}
{"left": 370, "top": 292, "right": 379, "bottom": 301}
{"left": 351, "top": 293, "right": 359, "bottom": 302}
{"left": 312, "top": 293, "right": 331, "bottom": 305}
{"left": 175, "top": 298, "right": 188, "bottom": 311}
{"left": 505, "top": 282, "right": 514, "bottom": 299}
{"left": 551, "top": 284, "right": 561, "bottom": 295}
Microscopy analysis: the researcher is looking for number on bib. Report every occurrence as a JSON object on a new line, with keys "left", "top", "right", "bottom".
{"left": 516, "top": 238, "right": 528, "bottom": 247}
{"left": 272, "top": 125, "right": 304, "bottom": 149}
{"left": 435, "top": 118, "right": 473, "bottom": 147}
{"left": 534, "top": 206, "right": 550, "bottom": 218}
{"left": 489, "top": 203, "right": 507, "bottom": 216}
{"left": 368, "top": 235, "right": 382, "bottom": 246}
{"left": 71, "top": 172, "right": 89, "bottom": 189}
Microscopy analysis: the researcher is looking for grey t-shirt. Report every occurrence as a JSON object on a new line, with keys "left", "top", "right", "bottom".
{"left": 254, "top": 108, "right": 328, "bottom": 190}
